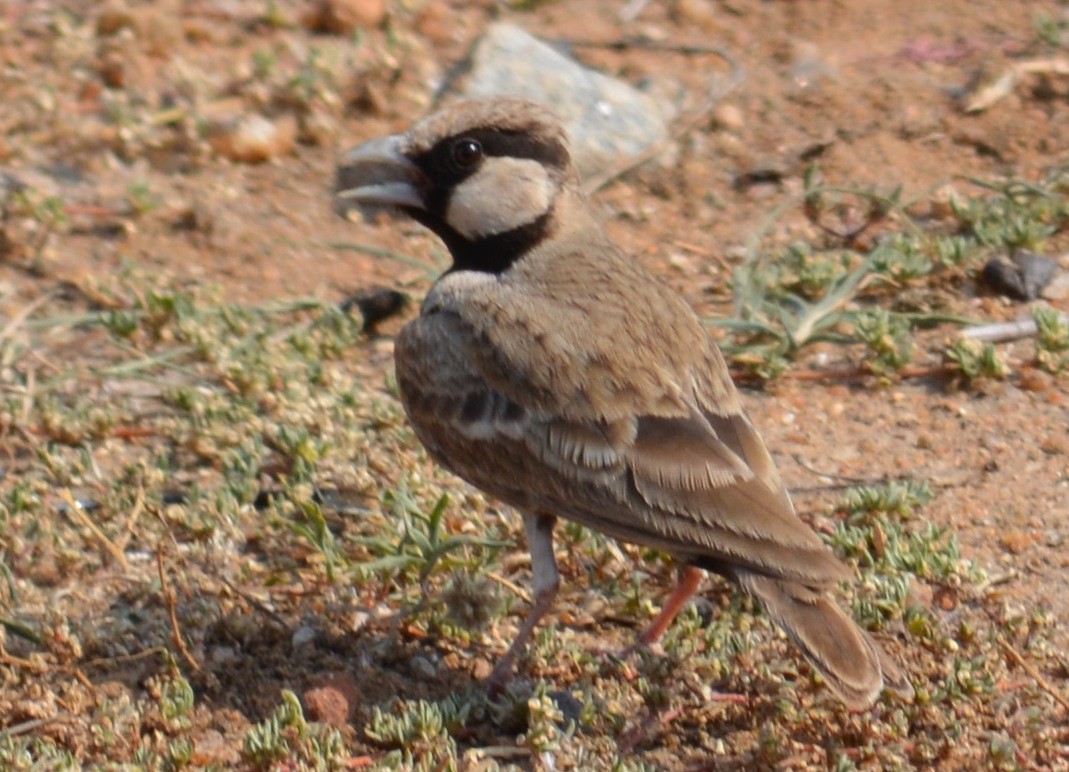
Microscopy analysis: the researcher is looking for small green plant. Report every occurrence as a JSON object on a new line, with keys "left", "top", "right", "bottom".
{"left": 366, "top": 693, "right": 477, "bottom": 768}
{"left": 870, "top": 233, "right": 934, "bottom": 282}
{"left": 284, "top": 493, "right": 345, "bottom": 582}
{"left": 257, "top": 0, "right": 288, "bottom": 28}
{"left": 242, "top": 690, "right": 345, "bottom": 770}
{"left": 157, "top": 673, "right": 195, "bottom": 728}
{"left": 524, "top": 683, "right": 569, "bottom": 755}
{"left": 360, "top": 487, "right": 506, "bottom": 587}
{"left": 127, "top": 181, "right": 158, "bottom": 215}
{"left": 251, "top": 48, "right": 278, "bottom": 78}
{"left": 951, "top": 176, "right": 1068, "bottom": 253}
{"left": 854, "top": 308, "right": 915, "bottom": 376}
{"left": 828, "top": 480, "right": 978, "bottom": 631}
{"left": 944, "top": 337, "right": 1010, "bottom": 384}
{"left": 1032, "top": 305, "right": 1069, "bottom": 373}
{"left": 0, "top": 737, "right": 80, "bottom": 771}
{"left": 843, "top": 479, "right": 932, "bottom": 521}
{"left": 1035, "top": 13, "right": 1069, "bottom": 47}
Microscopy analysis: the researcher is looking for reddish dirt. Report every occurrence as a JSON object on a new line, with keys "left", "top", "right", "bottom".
{"left": 2, "top": 0, "right": 1067, "bottom": 766}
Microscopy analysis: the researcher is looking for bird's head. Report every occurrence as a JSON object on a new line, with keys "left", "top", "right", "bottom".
{"left": 336, "top": 98, "right": 579, "bottom": 273}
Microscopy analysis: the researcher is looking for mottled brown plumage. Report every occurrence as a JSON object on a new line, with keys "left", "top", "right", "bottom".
{"left": 337, "top": 97, "right": 911, "bottom": 708}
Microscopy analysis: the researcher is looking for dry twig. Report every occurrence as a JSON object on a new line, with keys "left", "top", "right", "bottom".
{"left": 997, "top": 635, "right": 1069, "bottom": 713}
{"left": 157, "top": 547, "right": 200, "bottom": 672}
{"left": 58, "top": 488, "right": 131, "bottom": 572}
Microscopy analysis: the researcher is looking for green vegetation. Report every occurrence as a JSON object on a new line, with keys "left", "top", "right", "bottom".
{"left": 1, "top": 174, "right": 1066, "bottom": 768}
{"left": 720, "top": 168, "right": 1069, "bottom": 380}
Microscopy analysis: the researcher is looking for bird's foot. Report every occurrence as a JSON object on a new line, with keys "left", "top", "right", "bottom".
{"left": 484, "top": 661, "right": 513, "bottom": 698}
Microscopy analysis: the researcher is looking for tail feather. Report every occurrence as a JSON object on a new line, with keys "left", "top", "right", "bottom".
{"left": 738, "top": 571, "right": 911, "bottom": 709}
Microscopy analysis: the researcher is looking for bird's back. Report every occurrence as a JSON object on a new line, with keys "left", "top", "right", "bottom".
{"left": 396, "top": 228, "right": 848, "bottom": 588}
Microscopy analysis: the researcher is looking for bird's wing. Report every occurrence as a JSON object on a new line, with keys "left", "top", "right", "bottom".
{"left": 396, "top": 305, "right": 847, "bottom": 585}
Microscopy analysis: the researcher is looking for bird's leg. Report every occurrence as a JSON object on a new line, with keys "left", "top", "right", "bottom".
{"left": 486, "top": 512, "right": 559, "bottom": 694}
{"left": 635, "top": 564, "right": 704, "bottom": 647}
{"left": 601, "top": 564, "right": 703, "bottom": 677}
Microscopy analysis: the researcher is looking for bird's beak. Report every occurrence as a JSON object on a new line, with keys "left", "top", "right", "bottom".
{"left": 335, "top": 134, "right": 427, "bottom": 213}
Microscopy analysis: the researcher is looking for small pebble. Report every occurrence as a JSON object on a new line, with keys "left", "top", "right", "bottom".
{"left": 292, "top": 625, "right": 316, "bottom": 647}
{"left": 711, "top": 103, "right": 745, "bottom": 132}
{"left": 410, "top": 654, "right": 438, "bottom": 679}
{"left": 1017, "top": 368, "right": 1052, "bottom": 393}
{"left": 96, "top": 3, "right": 138, "bottom": 35}
{"left": 673, "top": 0, "right": 720, "bottom": 32}
{"left": 982, "top": 251, "right": 1058, "bottom": 301}
{"left": 303, "top": 671, "right": 360, "bottom": 726}
{"left": 415, "top": 0, "right": 451, "bottom": 44}
{"left": 208, "top": 113, "right": 298, "bottom": 163}
{"left": 303, "top": 0, "right": 385, "bottom": 34}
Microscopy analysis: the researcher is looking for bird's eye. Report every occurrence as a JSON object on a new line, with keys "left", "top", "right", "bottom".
{"left": 451, "top": 138, "right": 483, "bottom": 169}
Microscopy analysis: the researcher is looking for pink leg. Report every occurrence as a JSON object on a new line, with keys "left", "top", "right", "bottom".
{"left": 487, "top": 512, "right": 558, "bottom": 693}
{"left": 636, "top": 564, "right": 704, "bottom": 646}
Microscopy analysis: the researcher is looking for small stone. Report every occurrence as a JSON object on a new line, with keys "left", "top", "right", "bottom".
{"left": 291, "top": 625, "right": 316, "bottom": 647}
{"left": 208, "top": 113, "right": 298, "bottom": 163}
{"left": 409, "top": 654, "right": 437, "bottom": 679}
{"left": 136, "top": 8, "right": 183, "bottom": 57}
{"left": 441, "top": 23, "right": 672, "bottom": 180}
{"left": 549, "top": 690, "right": 584, "bottom": 724}
{"left": 673, "top": 0, "right": 720, "bottom": 32}
{"left": 982, "top": 252, "right": 1058, "bottom": 301}
{"left": 304, "top": 0, "right": 385, "bottom": 34}
{"left": 932, "top": 586, "right": 959, "bottom": 611}
{"left": 999, "top": 531, "right": 1034, "bottom": 555}
{"left": 1040, "top": 432, "right": 1069, "bottom": 455}
{"left": 711, "top": 103, "right": 744, "bottom": 132}
{"left": 209, "top": 646, "right": 238, "bottom": 665}
{"left": 415, "top": 0, "right": 451, "bottom": 44}
{"left": 189, "top": 729, "right": 239, "bottom": 767}
{"left": 303, "top": 671, "right": 360, "bottom": 726}
{"left": 96, "top": 3, "right": 138, "bottom": 36}
{"left": 1018, "top": 368, "right": 1052, "bottom": 393}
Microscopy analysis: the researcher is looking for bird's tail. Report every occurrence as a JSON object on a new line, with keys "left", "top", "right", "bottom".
{"left": 738, "top": 571, "right": 912, "bottom": 710}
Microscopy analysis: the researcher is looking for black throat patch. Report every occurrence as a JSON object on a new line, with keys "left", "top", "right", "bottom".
{"left": 414, "top": 209, "right": 554, "bottom": 275}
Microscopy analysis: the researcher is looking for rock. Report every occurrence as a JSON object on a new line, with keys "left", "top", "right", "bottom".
{"left": 439, "top": 23, "right": 673, "bottom": 180}
{"left": 291, "top": 625, "right": 316, "bottom": 647}
{"left": 303, "top": 0, "right": 386, "bottom": 34}
{"left": 96, "top": 3, "right": 138, "bottom": 36}
{"left": 339, "top": 286, "right": 408, "bottom": 332}
{"left": 711, "top": 103, "right": 744, "bottom": 132}
{"left": 981, "top": 251, "right": 1058, "bottom": 301}
{"left": 207, "top": 114, "right": 298, "bottom": 164}
{"left": 409, "top": 654, "right": 437, "bottom": 679}
{"left": 415, "top": 0, "right": 452, "bottom": 44}
{"left": 303, "top": 671, "right": 360, "bottom": 726}
{"left": 549, "top": 690, "right": 584, "bottom": 724}
{"left": 673, "top": 0, "right": 721, "bottom": 32}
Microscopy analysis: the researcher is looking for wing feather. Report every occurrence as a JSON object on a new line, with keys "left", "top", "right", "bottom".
{"left": 396, "top": 284, "right": 846, "bottom": 586}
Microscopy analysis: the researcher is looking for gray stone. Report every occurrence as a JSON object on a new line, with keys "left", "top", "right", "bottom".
{"left": 409, "top": 654, "right": 437, "bottom": 679}
{"left": 439, "top": 23, "right": 672, "bottom": 180}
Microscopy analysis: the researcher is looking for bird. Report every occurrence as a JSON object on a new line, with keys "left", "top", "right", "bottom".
{"left": 335, "top": 97, "right": 911, "bottom": 709}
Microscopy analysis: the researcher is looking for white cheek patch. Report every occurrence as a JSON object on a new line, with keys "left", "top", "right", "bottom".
{"left": 445, "top": 157, "right": 554, "bottom": 239}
